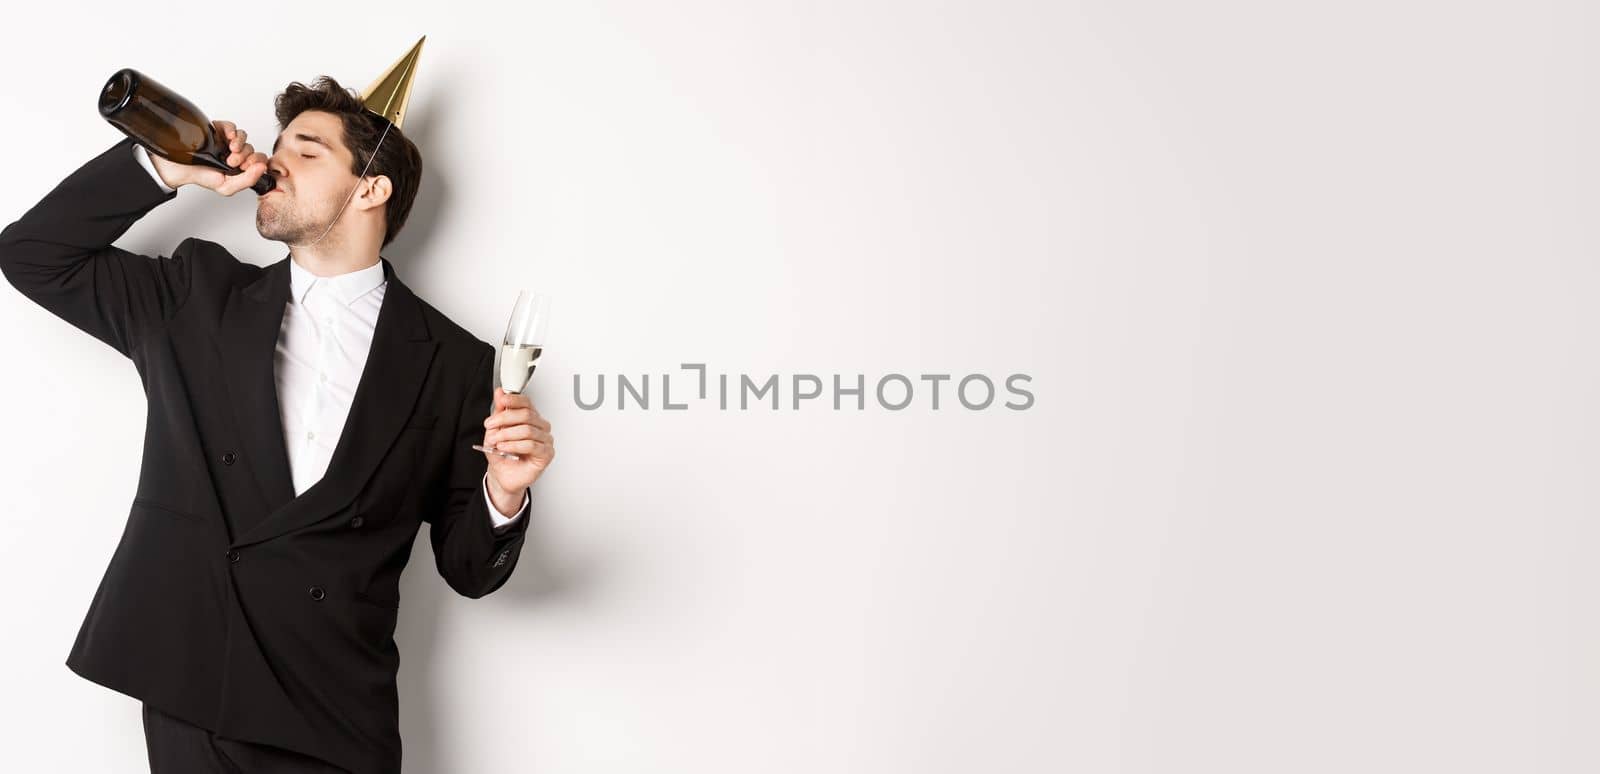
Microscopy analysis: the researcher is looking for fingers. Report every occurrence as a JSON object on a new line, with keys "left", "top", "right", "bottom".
{"left": 211, "top": 120, "right": 252, "bottom": 168}
{"left": 486, "top": 389, "right": 545, "bottom": 429}
{"left": 485, "top": 427, "right": 552, "bottom": 452}
{"left": 484, "top": 409, "right": 547, "bottom": 431}
{"left": 486, "top": 431, "right": 553, "bottom": 462}
{"left": 226, "top": 138, "right": 256, "bottom": 169}
{"left": 494, "top": 386, "right": 518, "bottom": 411}
{"left": 483, "top": 407, "right": 549, "bottom": 432}
{"left": 490, "top": 439, "right": 551, "bottom": 457}
{"left": 484, "top": 388, "right": 551, "bottom": 460}
{"left": 195, "top": 121, "right": 265, "bottom": 196}
{"left": 494, "top": 386, "right": 535, "bottom": 410}
{"left": 214, "top": 159, "right": 268, "bottom": 196}
{"left": 486, "top": 424, "right": 552, "bottom": 445}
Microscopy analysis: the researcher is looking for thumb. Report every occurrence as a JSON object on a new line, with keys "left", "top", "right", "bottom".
{"left": 188, "top": 167, "right": 230, "bottom": 193}
{"left": 215, "top": 162, "right": 267, "bottom": 196}
{"left": 191, "top": 167, "right": 226, "bottom": 192}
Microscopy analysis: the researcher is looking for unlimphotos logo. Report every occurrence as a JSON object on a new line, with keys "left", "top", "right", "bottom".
{"left": 574, "top": 364, "right": 1034, "bottom": 411}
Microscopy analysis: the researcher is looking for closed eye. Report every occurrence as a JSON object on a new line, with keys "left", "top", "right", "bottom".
{"left": 301, "top": 153, "right": 317, "bottom": 159}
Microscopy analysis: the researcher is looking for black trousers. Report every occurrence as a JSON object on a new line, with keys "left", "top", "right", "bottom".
{"left": 141, "top": 702, "right": 349, "bottom": 773}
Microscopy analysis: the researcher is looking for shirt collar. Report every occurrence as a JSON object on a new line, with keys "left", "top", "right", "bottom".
{"left": 288, "top": 257, "right": 387, "bottom": 307}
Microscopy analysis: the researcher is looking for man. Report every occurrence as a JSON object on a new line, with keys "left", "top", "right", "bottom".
{"left": 0, "top": 51, "right": 555, "bottom": 774}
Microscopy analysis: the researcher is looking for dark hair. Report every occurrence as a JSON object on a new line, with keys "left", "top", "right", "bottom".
{"left": 273, "top": 75, "right": 423, "bottom": 247}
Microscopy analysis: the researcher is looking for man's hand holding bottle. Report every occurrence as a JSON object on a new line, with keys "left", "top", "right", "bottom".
{"left": 146, "top": 119, "right": 269, "bottom": 196}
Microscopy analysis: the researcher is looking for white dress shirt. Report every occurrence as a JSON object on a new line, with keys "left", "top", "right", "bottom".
{"left": 134, "top": 144, "right": 528, "bottom": 529}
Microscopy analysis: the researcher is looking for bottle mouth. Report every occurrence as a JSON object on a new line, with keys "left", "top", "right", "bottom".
{"left": 98, "top": 69, "right": 137, "bottom": 118}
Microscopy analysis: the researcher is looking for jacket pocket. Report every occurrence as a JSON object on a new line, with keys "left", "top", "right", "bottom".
{"left": 401, "top": 414, "right": 438, "bottom": 468}
{"left": 132, "top": 498, "right": 203, "bottom": 522}
{"left": 352, "top": 587, "right": 401, "bottom": 609}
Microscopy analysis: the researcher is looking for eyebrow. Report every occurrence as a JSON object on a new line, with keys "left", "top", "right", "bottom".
{"left": 272, "top": 132, "right": 334, "bottom": 154}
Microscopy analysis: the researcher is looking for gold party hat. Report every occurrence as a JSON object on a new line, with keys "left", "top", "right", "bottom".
{"left": 359, "top": 36, "right": 425, "bottom": 129}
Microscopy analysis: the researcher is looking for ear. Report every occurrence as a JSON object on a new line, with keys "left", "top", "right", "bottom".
{"left": 356, "top": 174, "right": 393, "bottom": 212}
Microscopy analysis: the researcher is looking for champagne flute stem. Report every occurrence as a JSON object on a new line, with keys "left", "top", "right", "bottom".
{"left": 471, "top": 443, "right": 521, "bottom": 460}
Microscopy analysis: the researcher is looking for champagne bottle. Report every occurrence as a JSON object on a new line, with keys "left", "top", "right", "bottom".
{"left": 97, "top": 68, "right": 276, "bottom": 196}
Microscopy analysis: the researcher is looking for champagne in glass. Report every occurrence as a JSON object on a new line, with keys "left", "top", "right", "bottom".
{"left": 473, "top": 291, "right": 551, "bottom": 460}
{"left": 499, "top": 343, "right": 543, "bottom": 394}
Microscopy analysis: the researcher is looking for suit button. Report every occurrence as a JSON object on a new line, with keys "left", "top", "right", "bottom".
{"left": 308, "top": 586, "right": 325, "bottom": 601}
{"left": 222, "top": 451, "right": 237, "bottom": 465}
{"left": 226, "top": 550, "right": 240, "bottom": 563}
{"left": 349, "top": 515, "right": 364, "bottom": 528}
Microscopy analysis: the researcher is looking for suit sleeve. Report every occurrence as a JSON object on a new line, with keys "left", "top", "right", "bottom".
{"left": 0, "top": 137, "right": 192, "bottom": 359}
{"left": 425, "top": 343, "right": 532, "bottom": 598}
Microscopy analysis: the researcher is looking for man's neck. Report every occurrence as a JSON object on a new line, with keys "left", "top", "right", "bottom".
{"left": 286, "top": 244, "right": 381, "bottom": 278}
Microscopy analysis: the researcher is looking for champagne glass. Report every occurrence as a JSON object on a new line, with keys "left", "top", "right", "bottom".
{"left": 472, "top": 290, "right": 550, "bottom": 460}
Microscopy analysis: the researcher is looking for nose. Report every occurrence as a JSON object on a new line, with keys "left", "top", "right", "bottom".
{"left": 266, "top": 156, "right": 289, "bottom": 189}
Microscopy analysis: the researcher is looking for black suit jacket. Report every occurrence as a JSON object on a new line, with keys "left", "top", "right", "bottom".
{"left": 0, "top": 137, "right": 531, "bottom": 774}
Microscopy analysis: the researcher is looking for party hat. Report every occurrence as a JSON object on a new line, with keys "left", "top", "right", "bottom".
{"left": 359, "top": 36, "right": 425, "bottom": 129}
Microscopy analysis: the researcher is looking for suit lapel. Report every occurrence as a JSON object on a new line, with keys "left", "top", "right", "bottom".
{"left": 214, "top": 256, "right": 296, "bottom": 523}
{"left": 215, "top": 255, "right": 439, "bottom": 550}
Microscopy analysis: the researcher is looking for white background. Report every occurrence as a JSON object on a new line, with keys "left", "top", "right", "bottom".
{"left": 0, "top": 1, "right": 1594, "bottom": 771}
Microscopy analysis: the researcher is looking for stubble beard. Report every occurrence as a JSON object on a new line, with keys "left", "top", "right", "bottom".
{"left": 257, "top": 194, "right": 338, "bottom": 247}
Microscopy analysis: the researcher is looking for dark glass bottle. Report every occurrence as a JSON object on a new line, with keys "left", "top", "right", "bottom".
{"left": 97, "top": 68, "right": 275, "bottom": 196}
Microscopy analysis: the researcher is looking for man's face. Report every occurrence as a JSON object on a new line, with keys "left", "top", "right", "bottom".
{"left": 256, "top": 111, "right": 361, "bottom": 245}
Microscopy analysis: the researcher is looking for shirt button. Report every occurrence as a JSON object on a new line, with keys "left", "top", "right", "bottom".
{"left": 349, "top": 515, "right": 364, "bottom": 528}
{"left": 320, "top": 373, "right": 328, "bottom": 383}
{"left": 226, "top": 550, "right": 240, "bottom": 563}
{"left": 306, "top": 431, "right": 315, "bottom": 441}
{"left": 221, "top": 451, "right": 237, "bottom": 465}
{"left": 308, "top": 586, "right": 326, "bottom": 601}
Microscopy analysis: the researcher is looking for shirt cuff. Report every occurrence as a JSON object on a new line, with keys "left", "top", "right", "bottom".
{"left": 482, "top": 472, "right": 530, "bottom": 529}
{"left": 132, "top": 144, "right": 177, "bottom": 194}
